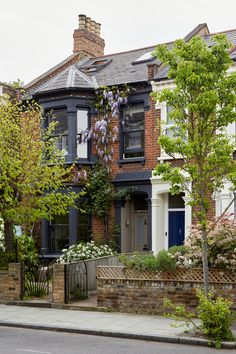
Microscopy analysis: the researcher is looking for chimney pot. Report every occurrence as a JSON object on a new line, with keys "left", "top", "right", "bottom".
{"left": 86, "top": 17, "right": 91, "bottom": 31}
{"left": 90, "top": 20, "right": 96, "bottom": 34}
{"left": 95, "top": 23, "right": 101, "bottom": 37}
{"left": 79, "top": 14, "right": 86, "bottom": 29}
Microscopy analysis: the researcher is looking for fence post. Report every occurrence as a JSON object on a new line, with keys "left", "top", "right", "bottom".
{"left": 20, "top": 262, "right": 25, "bottom": 300}
{"left": 64, "top": 264, "right": 68, "bottom": 304}
{"left": 52, "top": 263, "right": 66, "bottom": 304}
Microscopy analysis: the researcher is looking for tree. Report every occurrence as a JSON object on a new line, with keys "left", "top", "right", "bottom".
{"left": 0, "top": 93, "right": 79, "bottom": 251}
{"left": 152, "top": 35, "right": 236, "bottom": 294}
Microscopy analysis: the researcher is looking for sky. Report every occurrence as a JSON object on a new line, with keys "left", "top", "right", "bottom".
{"left": 0, "top": 0, "right": 236, "bottom": 85}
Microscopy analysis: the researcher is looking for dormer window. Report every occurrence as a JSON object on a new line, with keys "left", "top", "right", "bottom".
{"left": 81, "top": 58, "right": 112, "bottom": 74}
{"left": 132, "top": 51, "right": 155, "bottom": 65}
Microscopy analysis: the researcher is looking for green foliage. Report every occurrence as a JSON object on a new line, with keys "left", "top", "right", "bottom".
{"left": 153, "top": 35, "right": 236, "bottom": 215}
{"left": 152, "top": 34, "right": 236, "bottom": 293}
{"left": 168, "top": 245, "right": 188, "bottom": 255}
{"left": 0, "top": 251, "right": 16, "bottom": 269}
{"left": 16, "top": 235, "right": 39, "bottom": 266}
{"left": 70, "top": 287, "right": 88, "bottom": 300}
{"left": 0, "top": 94, "right": 80, "bottom": 250}
{"left": 163, "top": 297, "right": 197, "bottom": 329}
{"left": 119, "top": 250, "right": 176, "bottom": 272}
{"left": 197, "top": 290, "right": 235, "bottom": 348}
{"left": 115, "top": 187, "right": 137, "bottom": 201}
{"left": 164, "top": 290, "right": 235, "bottom": 348}
{"left": 82, "top": 163, "right": 114, "bottom": 219}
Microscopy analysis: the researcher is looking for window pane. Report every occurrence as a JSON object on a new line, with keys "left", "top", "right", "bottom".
{"left": 124, "top": 105, "right": 144, "bottom": 132}
{"left": 169, "top": 193, "right": 185, "bottom": 208}
{"left": 166, "top": 105, "right": 174, "bottom": 124}
{"left": 50, "top": 214, "right": 69, "bottom": 252}
{"left": 54, "top": 135, "right": 68, "bottom": 152}
{"left": 52, "top": 109, "right": 68, "bottom": 135}
{"left": 48, "top": 109, "right": 68, "bottom": 155}
{"left": 123, "top": 104, "right": 144, "bottom": 158}
{"left": 124, "top": 131, "right": 144, "bottom": 150}
{"left": 77, "top": 110, "right": 88, "bottom": 159}
{"left": 78, "top": 211, "right": 90, "bottom": 243}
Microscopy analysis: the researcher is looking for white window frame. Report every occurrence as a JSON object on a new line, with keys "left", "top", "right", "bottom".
{"left": 157, "top": 101, "right": 182, "bottom": 160}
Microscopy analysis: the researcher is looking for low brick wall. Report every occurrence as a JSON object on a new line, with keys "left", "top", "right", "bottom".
{"left": 0, "top": 263, "right": 22, "bottom": 301}
{"left": 97, "top": 267, "right": 236, "bottom": 315}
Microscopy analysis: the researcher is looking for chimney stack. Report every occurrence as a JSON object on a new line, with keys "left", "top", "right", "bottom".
{"left": 73, "top": 14, "right": 105, "bottom": 57}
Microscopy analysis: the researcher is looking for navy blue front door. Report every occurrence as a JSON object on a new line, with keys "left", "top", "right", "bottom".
{"left": 168, "top": 211, "right": 185, "bottom": 248}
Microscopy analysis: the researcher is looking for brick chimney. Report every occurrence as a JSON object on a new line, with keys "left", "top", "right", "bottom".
{"left": 73, "top": 14, "right": 105, "bottom": 57}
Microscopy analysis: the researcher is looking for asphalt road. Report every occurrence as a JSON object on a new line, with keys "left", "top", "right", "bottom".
{"left": 0, "top": 326, "right": 233, "bottom": 354}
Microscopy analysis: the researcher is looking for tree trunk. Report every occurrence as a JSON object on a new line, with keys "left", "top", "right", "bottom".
{"left": 4, "top": 219, "right": 14, "bottom": 252}
{"left": 201, "top": 226, "right": 209, "bottom": 295}
{"left": 199, "top": 198, "right": 209, "bottom": 296}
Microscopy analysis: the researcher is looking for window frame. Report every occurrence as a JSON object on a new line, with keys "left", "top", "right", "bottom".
{"left": 45, "top": 107, "right": 69, "bottom": 158}
{"left": 121, "top": 103, "right": 145, "bottom": 160}
{"left": 158, "top": 101, "right": 183, "bottom": 160}
{"left": 76, "top": 108, "right": 90, "bottom": 160}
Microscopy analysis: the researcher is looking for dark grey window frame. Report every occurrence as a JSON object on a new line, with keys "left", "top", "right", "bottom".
{"left": 119, "top": 102, "right": 145, "bottom": 164}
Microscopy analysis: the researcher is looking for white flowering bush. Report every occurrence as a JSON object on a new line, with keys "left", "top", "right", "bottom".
{"left": 0, "top": 235, "right": 4, "bottom": 251}
{"left": 0, "top": 220, "right": 4, "bottom": 251}
{"left": 173, "top": 216, "right": 236, "bottom": 270}
{"left": 57, "top": 241, "right": 114, "bottom": 263}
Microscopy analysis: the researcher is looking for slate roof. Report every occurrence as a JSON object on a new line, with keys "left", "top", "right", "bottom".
{"left": 31, "top": 25, "right": 236, "bottom": 95}
{"left": 33, "top": 45, "right": 160, "bottom": 94}
{"left": 36, "top": 65, "right": 98, "bottom": 93}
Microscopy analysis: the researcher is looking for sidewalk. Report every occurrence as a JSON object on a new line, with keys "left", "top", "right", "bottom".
{"left": 0, "top": 304, "right": 235, "bottom": 349}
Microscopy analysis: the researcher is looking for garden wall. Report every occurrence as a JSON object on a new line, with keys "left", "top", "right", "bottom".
{"left": 97, "top": 266, "right": 236, "bottom": 315}
{"left": 0, "top": 263, "right": 22, "bottom": 301}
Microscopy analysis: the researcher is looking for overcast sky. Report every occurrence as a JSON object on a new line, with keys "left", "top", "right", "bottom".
{"left": 1, "top": 0, "right": 236, "bottom": 84}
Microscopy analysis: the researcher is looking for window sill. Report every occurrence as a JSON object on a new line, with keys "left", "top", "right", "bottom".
{"left": 158, "top": 154, "right": 183, "bottom": 161}
{"left": 118, "top": 157, "right": 146, "bottom": 167}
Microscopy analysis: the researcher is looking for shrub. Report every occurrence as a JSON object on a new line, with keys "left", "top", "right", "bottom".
{"left": 57, "top": 241, "right": 114, "bottom": 263}
{"left": 173, "top": 216, "right": 236, "bottom": 270}
{"left": 197, "top": 290, "right": 235, "bottom": 348}
{"left": 0, "top": 250, "right": 16, "bottom": 269}
{"left": 119, "top": 250, "right": 176, "bottom": 272}
{"left": 16, "top": 234, "right": 39, "bottom": 266}
{"left": 164, "top": 290, "right": 235, "bottom": 348}
{"left": 155, "top": 250, "right": 176, "bottom": 272}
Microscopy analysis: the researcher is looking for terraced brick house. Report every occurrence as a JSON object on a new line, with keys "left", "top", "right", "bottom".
{"left": 26, "top": 16, "right": 236, "bottom": 257}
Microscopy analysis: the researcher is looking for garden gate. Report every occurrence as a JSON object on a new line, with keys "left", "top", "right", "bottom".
{"left": 64, "top": 261, "right": 88, "bottom": 303}
{"left": 22, "top": 259, "right": 54, "bottom": 299}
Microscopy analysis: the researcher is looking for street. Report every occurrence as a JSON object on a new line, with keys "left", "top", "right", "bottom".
{"left": 0, "top": 327, "right": 233, "bottom": 354}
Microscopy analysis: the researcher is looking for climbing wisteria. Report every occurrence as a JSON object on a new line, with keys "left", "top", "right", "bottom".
{"left": 80, "top": 85, "right": 129, "bottom": 164}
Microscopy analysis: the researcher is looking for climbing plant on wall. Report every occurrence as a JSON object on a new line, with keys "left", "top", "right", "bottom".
{"left": 81, "top": 84, "right": 129, "bottom": 165}
{"left": 79, "top": 85, "right": 130, "bottom": 245}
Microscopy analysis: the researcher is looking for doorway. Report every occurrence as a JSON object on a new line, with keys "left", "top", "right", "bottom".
{"left": 168, "top": 193, "right": 185, "bottom": 248}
